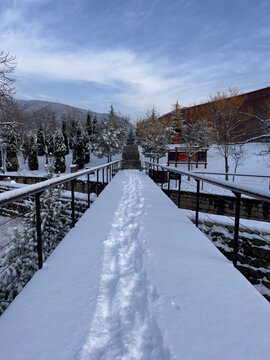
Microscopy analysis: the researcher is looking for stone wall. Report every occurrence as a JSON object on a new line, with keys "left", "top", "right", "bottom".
{"left": 163, "top": 189, "right": 270, "bottom": 222}
{"left": 195, "top": 219, "right": 270, "bottom": 302}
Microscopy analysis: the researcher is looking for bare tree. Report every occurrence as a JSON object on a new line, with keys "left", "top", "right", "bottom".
{"left": 230, "top": 144, "right": 248, "bottom": 182}
{"left": 172, "top": 102, "right": 211, "bottom": 171}
{"left": 0, "top": 51, "right": 16, "bottom": 114}
{"left": 205, "top": 88, "right": 249, "bottom": 180}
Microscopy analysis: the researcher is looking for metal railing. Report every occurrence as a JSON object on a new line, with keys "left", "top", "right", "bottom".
{"left": 145, "top": 161, "right": 270, "bottom": 267}
{"left": 0, "top": 160, "right": 120, "bottom": 270}
{"left": 193, "top": 172, "right": 270, "bottom": 190}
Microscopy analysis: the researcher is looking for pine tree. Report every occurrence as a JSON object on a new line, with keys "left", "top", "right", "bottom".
{"left": 72, "top": 121, "right": 85, "bottom": 169}
{"left": 21, "top": 134, "right": 31, "bottom": 164}
{"left": 37, "top": 124, "right": 45, "bottom": 156}
{"left": 1, "top": 122, "right": 19, "bottom": 171}
{"left": 126, "top": 129, "right": 135, "bottom": 145}
{"left": 91, "top": 105, "right": 127, "bottom": 162}
{"left": 61, "top": 119, "right": 69, "bottom": 155}
{"left": 6, "top": 132, "right": 19, "bottom": 171}
{"left": 0, "top": 181, "right": 70, "bottom": 314}
{"left": 28, "top": 134, "right": 39, "bottom": 170}
{"left": 54, "top": 129, "right": 66, "bottom": 173}
{"left": 86, "top": 111, "right": 92, "bottom": 137}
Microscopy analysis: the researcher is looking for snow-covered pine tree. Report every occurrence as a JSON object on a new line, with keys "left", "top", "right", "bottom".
{"left": 126, "top": 129, "right": 135, "bottom": 145}
{"left": 0, "top": 178, "right": 70, "bottom": 314}
{"left": 53, "top": 129, "right": 66, "bottom": 173}
{"left": 1, "top": 122, "right": 19, "bottom": 171}
{"left": 91, "top": 105, "right": 127, "bottom": 162}
{"left": 28, "top": 134, "right": 39, "bottom": 170}
{"left": 72, "top": 121, "right": 85, "bottom": 169}
{"left": 6, "top": 132, "right": 19, "bottom": 171}
{"left": 61, "top": 119, "right": 69, "bottom": 155}
{"left": 21, "top": 134, "right": 31, "bottom": 164}
{"left": 0, "top": 203, "right": 38, "bottom": 314}
{"left": 37, "top": 124, "right": 45, "bottom": 156}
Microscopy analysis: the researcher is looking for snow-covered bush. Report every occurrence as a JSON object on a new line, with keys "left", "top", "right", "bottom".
{"left": 0, "top": 184, "right": 70, "bottom": 314}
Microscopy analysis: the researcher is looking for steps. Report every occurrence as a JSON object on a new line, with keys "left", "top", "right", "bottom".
{"left": 121, "top": 145, "right": 142, "bottom": 170}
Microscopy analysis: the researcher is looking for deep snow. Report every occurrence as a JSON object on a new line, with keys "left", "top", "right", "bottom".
{"left": 0, "top": 170, "right": 270, "bottom": 359}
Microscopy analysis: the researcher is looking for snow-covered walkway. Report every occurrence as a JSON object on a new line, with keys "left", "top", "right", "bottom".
{"left": 0, "top": 170, "right": 270, "bottom": 359}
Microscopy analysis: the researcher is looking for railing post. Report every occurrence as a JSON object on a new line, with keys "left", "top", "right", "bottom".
{"left": 106, "top": 166, "right": 109, "bottom": 184}
{"left": 178, "top": 174, "right": 182, "bottom": 208}
{"left": 71, "top": 180, "right": 75, "bottom": 228}
{"left": 232, "top": 192, "right": 241, "bottom": 267}
{"left": 195, "top": 179, "right": 200, "bottom": 227}
{"left": 102, "top": 167, "right": 104, "bottom": 185}
{"left": 168, "top": 171, "right": 171, "bottom": 196}
{"left": 96, "top": 170, "right": 99, "bottom": 196}
{"left": 35, "top": 192, "right": 43, "bottom": 269}
{"left": 87, "top": 174, "right": 90, "bottom": 208}
{"left": 110, "top": 164, "right": 112, "bottom": 181}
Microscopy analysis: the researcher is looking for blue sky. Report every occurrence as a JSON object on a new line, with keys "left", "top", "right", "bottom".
{"left": 0, "top": 0, "right": 269, "bottom": 121}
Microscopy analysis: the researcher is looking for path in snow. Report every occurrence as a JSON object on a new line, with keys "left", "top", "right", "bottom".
{"left": 79, "top": 171, "right": 171, "bottom": 360}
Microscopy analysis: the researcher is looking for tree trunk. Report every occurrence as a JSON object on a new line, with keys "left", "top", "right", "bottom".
{"left": 225, "top": 155, "right": 229, "bottom": 181}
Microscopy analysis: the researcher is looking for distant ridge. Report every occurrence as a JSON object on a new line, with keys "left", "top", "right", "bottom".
{"left": 16, "top": 99, "right": 133, "bottom": 130}
{"left": 16, "top": 99, "right": 105, "bottom": 122}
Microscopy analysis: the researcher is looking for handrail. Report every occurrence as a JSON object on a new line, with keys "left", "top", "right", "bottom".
{"left": 144, "top": 161, "right": 270, "bottom": 203}
{"left": 0, "top": 160, "right": 120, "bottom": 207}
{"left": 145, "top": 160, "right": 270, "bottom": 268}
{"left": 193, "top": 172, "right": 270, "bottom": 178}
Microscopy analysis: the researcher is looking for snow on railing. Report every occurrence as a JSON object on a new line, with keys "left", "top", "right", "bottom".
{"left": 0, "top": 160, "right": 120, "bottom": 207}
{"left": 144, "top": 161, "right": 270, "bottom": 268}
{"left": 0, "top": 160, "right": 120, "bottom": 315}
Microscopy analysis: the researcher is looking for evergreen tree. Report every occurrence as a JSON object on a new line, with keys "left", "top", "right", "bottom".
{"left": 61, "top": 119, "right": 69, "bottom": 155}
{"left": 91, "top": 105, "right": 127, "bottom": 162}
{"left": 72, "top": 121, "right": 85, "bottom": 169}
{"left": 92, "top": 114, "right": 98, "bottom": 136}
{"left": 6, "top": 132, "right": 19, "bottom": 171}
{"left": 36, "top": 124, "right": 45, "bottom": 156}
{"left": 126, "top": 129, "right": 135, "bottom": 145}
{"left": 86, "top": 111, "right": 92, "bottom": 137}
{"left": 54, "top": 129, "right": 66, "bottom": 173}
{"left": 28, "top": 134, "right": 39, "bottom": 170}
{"left": 21, "top": 134, "right": 31, "bottom": 164}
{"left": 0, "top": 180, "right": 70, "bottom": 314}
{"left": 1, "top": 122, "right": 19, "bottom": 171}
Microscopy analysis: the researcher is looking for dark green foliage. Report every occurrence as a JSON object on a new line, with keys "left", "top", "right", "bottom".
{"left": 28, "top": 135, "right": 39, "bottom": 170}
{"left": 6, "top": 133, "right": 18, "bottom": 171}
{"left": 126, "top": 130, "right": 135, "bottom": 145}
{"left": 61, "top": 119, "right": 69, "bottom": 155}
{"left": 72, "top": 122, "right": 85, "bottom": 169}
{"left": 37, "top": 125, "right": 45, "bottom": 156}
{"left": 54, "top": 129, "right": 66, "bottom": 173}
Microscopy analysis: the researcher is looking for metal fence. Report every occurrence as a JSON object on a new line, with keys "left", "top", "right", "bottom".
{"left": 0, "top": 160, "right": 120, "bottom": 270}
{"left": 145, "top": 161, "right": 270, "bottom": 268}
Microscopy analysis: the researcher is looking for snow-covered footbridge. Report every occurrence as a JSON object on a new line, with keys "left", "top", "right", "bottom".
{"left": 0, "top": 170, "right": 270, "bottom": 359}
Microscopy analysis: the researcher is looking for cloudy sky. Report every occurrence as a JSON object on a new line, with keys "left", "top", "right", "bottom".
{"left": 0, "top": 0, "right": 269, "bottom": 120}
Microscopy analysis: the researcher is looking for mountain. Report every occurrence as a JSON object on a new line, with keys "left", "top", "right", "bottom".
{"left": 16, "top": 99, "right": 134, "bottom": 130}
{"left": 16, "top": 99, "right": 105, "bottom": 122}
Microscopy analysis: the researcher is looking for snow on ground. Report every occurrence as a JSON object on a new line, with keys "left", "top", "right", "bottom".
{"left": 5, "top": 152, "right": 121, "bottom": 177}
{"left": 141, "top": 143, "right": 270, "bottom": 194}
{"left": 0, "top": 170, "right": 270, "bottom": 359}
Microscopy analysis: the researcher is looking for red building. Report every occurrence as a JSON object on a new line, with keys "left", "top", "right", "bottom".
{"left": 167, "top": 146, "right": 209, "bottom": 168}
